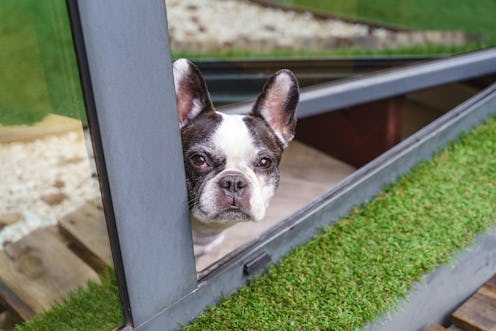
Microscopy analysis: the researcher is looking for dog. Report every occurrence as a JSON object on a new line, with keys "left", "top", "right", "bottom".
{"left": 173, "top": 59, "right": 299, "bottom": 258}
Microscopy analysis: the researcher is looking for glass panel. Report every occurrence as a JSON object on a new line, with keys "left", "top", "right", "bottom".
{"left": 0, "top": 0, "right": 120, "bottom": 327}
{"left": 167, "top": 0, "right": 494, "bottom": 107}
{"left": 168, "top": 0, "right": 493, "bottom": 60}
{"left": 165, "top": 0, "right": 495, "bottom": 274}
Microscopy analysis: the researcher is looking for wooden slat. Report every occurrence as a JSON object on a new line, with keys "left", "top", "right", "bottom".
{"left": 0, "top": 213, "right": 23, "bottom": 231}
{"left": 0, "top": 281, "right": 34, "bottom": 321}
{"left": 0, "top": 308, "right": 22, "bottom": 330}
{"left": 425, "top": 323, "right": 465, "bottom": 331}
{"left": 452, "top": 274, "right": 496, "bottom": 331}
{"left": 0, "top": 229, "right": 100, "bottom": 320}
{"left": 402, "top": 99, "right": 441, "bottom": 138}
{"left": 426, "top": 324, "right": 449, "bottom": 331}
{"left": 297, "top": 97, "right": 404, "bottom": 168}
{"left": 447, "top": 326, "right": 465, "bottom": 331}
{"left": 0, "top": 114, "right": 82, "bottom": 143}
{"left": 58, "top": 199, "right": 113, "bottom": 272}
{"left": 407, "top": 83, "right": 478, "bottom": 115}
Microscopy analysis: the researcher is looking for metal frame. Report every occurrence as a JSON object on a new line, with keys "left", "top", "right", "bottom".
{"left": 225, "top": 47, "right": 496, "bottom": 118}
{"left": 66, "top": 1, "right": 196, "bottom": 328}
{"left": 66, "top": 0, "right": 496, "bottom": 329}
{"left": 196, "top": 57, "right": 439, "bottom": 105}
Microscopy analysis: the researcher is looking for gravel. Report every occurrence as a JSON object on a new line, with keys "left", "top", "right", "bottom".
{"left": 166, "top": 0, "right": 471, "bottom": 53}
{"left": 0, "top": 131, "right": 99, "bottom": 248}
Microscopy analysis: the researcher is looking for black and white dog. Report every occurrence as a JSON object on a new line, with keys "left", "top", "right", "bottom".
{"left": 173, "top": 59, "right": 299, "bottom": 257}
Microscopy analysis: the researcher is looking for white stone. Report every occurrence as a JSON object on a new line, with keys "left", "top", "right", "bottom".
{"left": 0, "top": 131, "right": 100, "bottom": 248}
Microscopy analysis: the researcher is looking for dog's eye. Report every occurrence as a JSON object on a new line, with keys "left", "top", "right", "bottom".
{"left": 257, "top": 157, "right": 272, "bottom": 169}
{"left": 191, "top": 154, "right": 208, "bottom": 168}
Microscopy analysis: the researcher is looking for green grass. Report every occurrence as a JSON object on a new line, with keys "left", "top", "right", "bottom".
{"left": 0, "top": 0, "right": 85, "bottom": 126}
{"left": 17, "top": 117, "right": 496, "bottom": 330}
{"left": 173, "top": 44, "right": 483, "bottom": 61}
{"left": 17, "top": 271, "right": 123, "bottom": 331}
{"left": 274, "top": 0, "right": 496, "bottom": 44}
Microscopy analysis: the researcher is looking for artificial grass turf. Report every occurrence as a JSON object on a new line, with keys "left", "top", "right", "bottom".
{"left": 16, "top": 271, "right": 123, "bottom": 331}
{"left": 185, "top": 117, "right": 496, "bottom": 330}
{"left": 16, "top": 116, "right": 496, "bottom": 330}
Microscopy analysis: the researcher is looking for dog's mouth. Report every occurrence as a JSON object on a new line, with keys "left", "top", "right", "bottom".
{"left": 213, "top": 206, "right": 253, "bottom": 223}
{"left": 192, "top": 172, "right": 270, "bottom": 225}
{"left": 193, "top": 203, "right": 254, "bottom": 225}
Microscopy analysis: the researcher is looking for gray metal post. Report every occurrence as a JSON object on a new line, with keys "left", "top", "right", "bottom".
{"left": 68, "top": 0, "right": 197, "bottom": 328}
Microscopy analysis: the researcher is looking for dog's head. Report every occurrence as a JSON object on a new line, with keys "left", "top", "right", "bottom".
{"left": 173, "top": 59, "right": 299, "bottom": 227}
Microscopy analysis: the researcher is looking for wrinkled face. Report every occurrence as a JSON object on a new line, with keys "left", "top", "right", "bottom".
{"left": 173, "top": 58, "right": 299, "bottom": 227}
{"left": 182, "top": 112, "right": 283, "bottom": 225}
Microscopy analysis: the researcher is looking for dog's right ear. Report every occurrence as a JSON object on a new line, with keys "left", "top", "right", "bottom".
{"left": 173, "top": 58, "right": 214, "bottom": 128}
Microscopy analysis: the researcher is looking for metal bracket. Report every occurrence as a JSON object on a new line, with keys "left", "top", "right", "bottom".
{"left": 244, "top": 250, "right": 272, "bottom": 277}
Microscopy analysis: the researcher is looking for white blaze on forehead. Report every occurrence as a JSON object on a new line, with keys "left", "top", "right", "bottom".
{"left": 211, "top": 113, "right": 258, "bottom": 170}
{"left": 194, "top": 112, "right": 278, "bottom": 223}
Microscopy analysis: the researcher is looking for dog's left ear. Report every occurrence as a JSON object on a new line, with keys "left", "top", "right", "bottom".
{"left": 173, "top": 58, "right": 214, "bottom": 128}
{"left": 251, "top": 69, "right": 299, "bottom": 147}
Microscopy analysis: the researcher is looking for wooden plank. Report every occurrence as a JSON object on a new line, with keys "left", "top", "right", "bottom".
{"left": 0, "top": 281, "right": 34, "bottom": 321}
{"left": 447, "top": 326, "right": 465, "bottom": 331}
{"left": 402, "top": 82, "right": 479, "bottom": 138}
{"left": 58, "top": 199, "right": 113, "bottom": 273}
{"left": 407, "top": 83, "right": 479, "bottom": 115}
{"left": 426, "top": 324, "right": 449, "bottom": 331}
{"left": 0, "top": 213, "right": 23, "bottom": 231}
{"left": 296, "top": 97, "right": 404, "bottom": 168}
{"left": 0, "top": 308, "right": 22, "bottom": 330}
{"left": 425, "top": 324, "right": 464, "bottom": 331}
{"left": 402, "top": 99, "right": 441, "bottom": 138}
{"left": 0, "top": 114, "right": 82, "bottom": 143}
{"left": 452, "top": 274, "right": 496, "bottom": 331}
{"left": 0, "top": 228, "right": 100, "bottom": 320}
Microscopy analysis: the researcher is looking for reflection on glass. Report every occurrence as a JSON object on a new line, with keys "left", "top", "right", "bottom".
{"left": 165, "top": 0, "right": 495, "bottom": 273}
{"left": 0, "top": 0, "right": 116, "bottom": 326}
{"left": 167, "top": 0, "right": 492, "bottom": 58}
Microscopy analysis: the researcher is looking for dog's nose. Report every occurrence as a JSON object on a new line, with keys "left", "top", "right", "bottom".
{"left": 219, "top": 174, "right": 247, "bottom": 195}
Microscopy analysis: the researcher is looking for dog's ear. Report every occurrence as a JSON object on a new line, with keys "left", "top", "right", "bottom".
{"left": 251, "top": 69, "right": 299, "bottom": 147}
{"left": 173, "top": 58, "right": 214, "bottom": 128}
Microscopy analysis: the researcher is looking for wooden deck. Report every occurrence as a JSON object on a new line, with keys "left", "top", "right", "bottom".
{"left": 0, "top": 199, "right": 111, "bottom": 327}
{"left": 0, "top": 139, "right": 354, "bottom": 326}
{"left": 427, "top": 273, "right": 496, "bottom": 331}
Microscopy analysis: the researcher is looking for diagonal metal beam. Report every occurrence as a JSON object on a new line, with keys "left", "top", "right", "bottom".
{"left": 224, "top": 48, "right": 496, "bottom": 118}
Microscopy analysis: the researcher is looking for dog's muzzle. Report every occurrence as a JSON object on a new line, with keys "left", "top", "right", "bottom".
{"left": 216, "top": 171, "right": 252, "bottom": 218}
{"left": 218, "top": 173, "right": 247, "bottom": 200}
